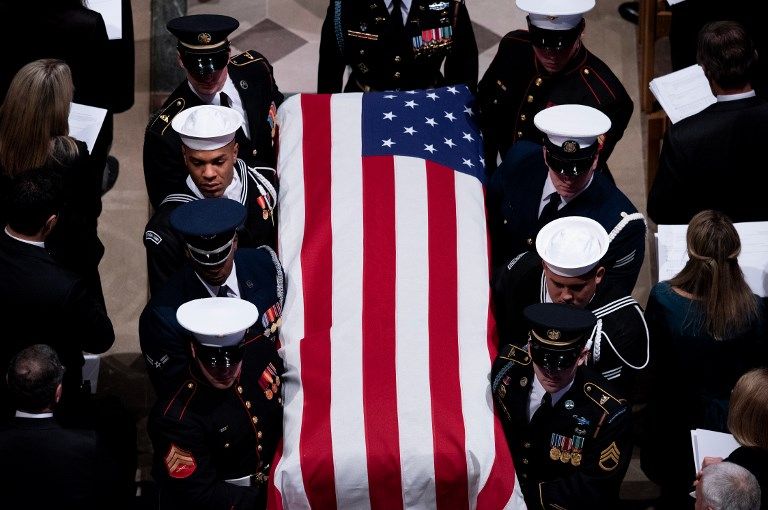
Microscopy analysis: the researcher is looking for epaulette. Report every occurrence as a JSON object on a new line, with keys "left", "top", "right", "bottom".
{"left": 499, "top": 344, "right": 531, "bottom": 366}
{"left": 162, "top": 379, "right": 198, "bottom": 421}
{"left": 230, "top": 50, "right": 265, "bottom": 67}
{"left": 583, "top": 382, "right": 625, "bottom": 416}
{"left": 148, "top": 97, "right": 186, "bottom": 135}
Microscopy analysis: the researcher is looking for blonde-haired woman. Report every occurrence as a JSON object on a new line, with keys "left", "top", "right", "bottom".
{"left": 0, "top": 59, "right": 105, "bottom": 303}
{"left": 641, "top": 210, "right": 768, "bottom": 508}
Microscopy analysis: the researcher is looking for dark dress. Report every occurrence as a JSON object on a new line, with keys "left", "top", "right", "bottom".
{"left": 641, "top": 281, "right": 768, "bottom": 506}
{"left": 726, "top": 446, "right": 768, "bottom": 509}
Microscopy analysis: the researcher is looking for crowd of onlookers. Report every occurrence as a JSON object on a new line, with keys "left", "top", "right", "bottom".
{"left": 0, "top": 1, "right": 767, "bottom": 509}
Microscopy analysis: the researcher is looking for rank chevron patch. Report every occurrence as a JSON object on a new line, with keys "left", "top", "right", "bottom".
{"left": 598, "top": 441, "right": 621, "bottom": 471}
{"left": 165, "top": 443, "right": 197, "bottom": 479}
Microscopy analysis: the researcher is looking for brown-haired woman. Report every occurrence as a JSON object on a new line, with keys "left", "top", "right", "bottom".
{"left": 641, "top": 210, "right": 767, "bottom": 509}
{"left": 0, "top": 59, "right": 105, "bottom": 304}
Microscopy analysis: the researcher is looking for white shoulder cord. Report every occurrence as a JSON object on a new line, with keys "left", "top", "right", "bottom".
{"left": 586, "top": 297, "right": 650, "bottom": 370}
{"left": 608, "top": 211, "right": 647, "bottom": 241}
{"left": 239, "top": 159, "right": 278, "bottom": 217}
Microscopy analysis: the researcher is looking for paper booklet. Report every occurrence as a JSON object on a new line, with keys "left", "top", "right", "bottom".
{"left": 86, "top": 0, "right": 123, "bottom": 40}
{"left": 68, "top": 102, "right": 108, "bottom": 155}
{"left": 649, "top": 65, "right": 717, "bottom": 123}
{"left": 656, "top": 221, "right": 768, "bottom": 297}
{"left": 690, "top": 428, "right": 740, "bottom": 475}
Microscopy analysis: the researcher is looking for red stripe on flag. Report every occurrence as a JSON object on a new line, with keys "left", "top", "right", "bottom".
{"left": 267, "top": 440, "right": 284, "bottom": 510}
{"left": 426, "top": 161, "right": 469, "bottom": 510}
{"left": 298, "top": 94, "right": 338, "bottom": 510}
{"left": 362, "top": 155, "right": 404, "bottom": 510}
{"left": 477, "top": 302, "right": 515, "bottom": 508}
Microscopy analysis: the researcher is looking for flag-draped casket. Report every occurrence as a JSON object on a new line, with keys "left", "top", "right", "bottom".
{"left": 269, "top": 86, "right": 525, "bottom": 509}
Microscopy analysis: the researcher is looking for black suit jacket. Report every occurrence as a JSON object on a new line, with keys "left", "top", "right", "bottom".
{"left": 140, "top": 247, "right": 285, "bottom": 398}
{"left": 487, "top": 141, "right": 646, "bottom": 296}
{"left": 143, "top": 51, "right": 283, "bottom": 208}
{"left": 0, "top": 233, "right": 114, "bottom": 411}
{"left": 648, "top": 96, "right": 768, "bottom": 224}
{"left": 0, "top": 416, "right": 124, "bottom": 510}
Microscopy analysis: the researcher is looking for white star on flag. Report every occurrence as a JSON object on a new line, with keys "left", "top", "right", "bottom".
{"left": 384, "top": 95, "right": 396, "bottom": 99}
{"left": 480, "top": 157, "right": 485, "bottom": 167}
{"left": 447, "top": 86, "right": 459, "bottom": 94}
{"left": 425, "top": 117, "right": 438, "bottom": 127}
{"left": 404, "top": 126, "right": 417, "bottom": 135}
{"left": 426, "top": 92, "right": 440, "bottom": 101}
{"left": 462, "top": 158, "right": 474, "bottom": 168}
{"left": 404, "top": 100, "right": 418, "bottom": 109}
{"left": 444, "top": 112, "right": 456, "bottom": 122}
{"left": 462, "top": 132, "right": 474, "bottom": 142}
{"left": 383, "top": 111, "right": 396, "bottom": 121}
{"left": 382, "top": 138, "right": 395, "bottom": 148}
{"left": 444, "top": 138, "right": 456, "bottom": 148}
{"left": 463, "top": 106, "right": 474, "bottom": 116}
{"left": 405, "top": 90, "right": 418, "bottom": 94}
{"left": 424, "top": 144, "right": 437, "bottom": 154}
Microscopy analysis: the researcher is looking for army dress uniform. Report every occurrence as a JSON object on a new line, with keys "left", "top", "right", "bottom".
{"left": 144, "top": 158, "right": 277, "bottom": 293}
{"left": 477, "top": 31, "right": 633, "bottom": 173}
{"left": 148, "top": 336, "right": 284, "bottom": 510}
{"left": 317, "top": 0, "right": 478, "bottom": 93}
{"left": 144, "top": 50, "right": 283, "bottom": 209}
{"left": 492, "top": 251, "right": 650, "bottom": 398}
{"left": 486, "top": 140, "right": 646, "bottom": 297}
{"left": 491, "top": 344, "right": 632, "bottom": 509}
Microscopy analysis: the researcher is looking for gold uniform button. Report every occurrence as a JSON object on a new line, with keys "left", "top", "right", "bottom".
{"left": 516, "top": 131, "right": 523, "bottom": 137}
{"left": 224, "top": 443, "right": 230, "bottom": 449}
{"left": 394, "top": 71, "right": 401, "bottom": 79}
{"left": 527, "top": 95, "right": 534, "bottom": 103}
{"left": 394, "top": 55, "right": 401, "bottom": 63}
{"left": 520, "top": 114, "right": 526, "bottom": 121}
{"left": 523, "top": 442, "right": 531, "bottom": 448}
{"left": 360, "top": 49, "right": 365, "bottom": 55}
{"left": 257, "top": 431, "right": 263, "bottom": 439}
{"left": 522, "top": 458, "right": 529, "bottom": 465}
{"left": 187, "top": 383, "right": 194, "bottom": 389}
{"left": 583, "top": 68, "right": 590, "bottom": 75}
{"left": 535, "top": 78, "right": 542, "bottom": 86}
{"left": 257, "top": 445, "right": 263, "bottom": 452}
{"left": 252, "top": 149, "right": 258, "bottom": 156}
{"left": 252, "top": 416, "right": 259, "bottom": 424}
{"left": 526, "top": 238, "right": 533, "bottom": 246}
{"left": 245, "top": 401, "right": 252, "bottom": 409}
{"left": 237, "top": 386, "right": 243, "bottom": 394}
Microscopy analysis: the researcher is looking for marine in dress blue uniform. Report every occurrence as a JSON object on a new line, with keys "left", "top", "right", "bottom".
{"left": 318, "top": 0, "right": 478, "bottom": 93}
{"left": 143, "top": 105, "right": 277, "bottom": 293}
{"left": 140, "top": 198, "right": 284, "bottom": 398}
{"left": 144, "top": 14, "right": 283, "bottom": 208}
{"left": 493, "top": 217, "right": 650, "bottom": 399}
{"left": 148, "top": 298, "right": 283, "bottom": 510}
{"left": 491, "top": 303, "right": 632, "bottom": 509}
{"left": 487, "top": 104, "right": 646, "bottom": 296}
{"left": 477, "top": 0, "right": 633, "bottom": 173}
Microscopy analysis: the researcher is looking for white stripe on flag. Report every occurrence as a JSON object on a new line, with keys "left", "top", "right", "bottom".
{"left": 394, "top": 156, "right": 437, "bottom": 509}
{"left": 275, "top": 94, "right": 310, "bottom": 510}
{"left": 329, "top": 94, "right": 372, "bottom": 508}
{"left": 454, "top": 171, "right": 496, "bottom": 509}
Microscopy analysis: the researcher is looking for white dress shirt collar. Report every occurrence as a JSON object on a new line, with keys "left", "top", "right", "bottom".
{"left": 186, "top": 167, "right": 243, "bottom": 202}
{"left": 716, "top": 90, "right": 756, "bottom": 102}
{"left": 4, "top": 227, "right": 45, "bottom": 248}
{"left": 15, "top": 411, "right": 54, "bottom": 419}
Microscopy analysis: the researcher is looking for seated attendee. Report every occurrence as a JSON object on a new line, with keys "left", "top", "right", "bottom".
{"left": 695, "top": 462, "right": 761, "bottom": 510}
{"left": 491, "top": 303, "right": 632, "bottom": 509}
{"left": 0, "top": 169, "right": 114, "bottom": 413}
{"left": 148, "top": 297, "right": 283, "bottom": 510}
{"left": 140, "top": 198, "right": 284, "bottom": 398}
{"left": 487, "top": 104, "right": 646, "bottom": 295}
{"left": 700, "top": 368, "right": 768, "bottom": 509}
{"left": 493, "top": 216, "right": 649, "bottom": 398}
{"left": 0, "top": 59, "right": 107, "bottom": 303}
{"left": 144, "top": 104, "right": 277, "bottom": 293}
{"left": 144, "top": 14, "right": 282, "bottom": 209}
{"left": 641, "top": 210, "right": 767, "bottom": 509}
{"left": 0, "top": 345, "right": 128, "bottom": 510}
{"left": 648, "top": 21, "right": 768, "bottom": 224}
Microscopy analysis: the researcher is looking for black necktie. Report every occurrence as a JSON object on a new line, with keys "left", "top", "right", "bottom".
{"left": 391, "top": 0, "right": 404, "bottom": 27}
{"left": 217, "top": 285, "right": 231, "bottom": 298}
{"left": 538, "top": 191, "right": 561, "bottom": 227}
{"left": 530, "top": 392, "right": 553, "bottom": 425}
{"left": 219, "top": 91, "right": 232, "bottom": 108}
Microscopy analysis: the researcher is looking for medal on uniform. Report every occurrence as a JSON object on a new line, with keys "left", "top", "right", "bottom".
{"left": 560, "top": 437, "right": 572, "bottom": 463}
{"left": 259, "top": 363, "right": 279, "bottom": 399}
{"left": 265, "top": 388, "right": 273, "bottom": 400}
{"left": 262, "top": 302, "right": 283, "bottom": 337}
{"left": 550, "top": 433, "right": 563, "bottom": 460}
{"left": 256, "top": 195, "right": 270, "bottom": 220}
{"left": 571, "top": 435, "right": 585, "bottom": 466}
{"left": 549, "top": 447, "right": 560, "bottom": 461}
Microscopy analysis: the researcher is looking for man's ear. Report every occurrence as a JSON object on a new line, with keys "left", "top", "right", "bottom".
{"left": 54, "top": 383, "right": 63, "bottom": 404}
{"left": 232, "top": 142, "right": 239, "bottom": 160}
{"left": 41, "top": 214, "right": 58, "bottom": 237}
{"left": 576, "top": 346, "right": 590, "bottom": 367}
{"left": 594, "top": 266, "right": 605, "bottom": 285}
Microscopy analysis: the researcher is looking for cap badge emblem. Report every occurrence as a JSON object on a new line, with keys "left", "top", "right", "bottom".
{"left": 519, "top": 377, "right": 528, "bottom": 387}
{"left": 548, "top": 15, "right": 558, "bottom": 21}
{"left": 547, "top": 329, "right": 561, "bottom": 340}
{"left": 562, "top": 140, "right": 579, "bottom": 153}
{"left": 198, "top": 32, "right": 212, "bottom": 44}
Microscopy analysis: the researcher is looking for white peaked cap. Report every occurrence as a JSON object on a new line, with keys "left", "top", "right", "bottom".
{"left": 534, "top": 104, "right": 611, "bottom": 148}
{"left": 172, "top": 104, "right": 244, "bottom": 150}
{"left": 536, "top": 216, "right": 610, "bottom": 277}
{"left": 176, "top": 297, "right": 259, "bottom": 347}
{"left": 517, "top": 0, "right": 595, "bottom": 30}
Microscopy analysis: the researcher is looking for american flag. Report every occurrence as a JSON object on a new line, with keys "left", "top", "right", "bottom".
{"left": 270, "top": 86, "right": 524, "bottom": 509}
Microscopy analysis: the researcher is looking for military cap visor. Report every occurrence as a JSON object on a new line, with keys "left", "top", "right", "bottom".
{"left": 543, "top": 138, "right": 599, "bottom": 176}
{"left": 524, "top": 303, "right": 596, "bottom": 370}
{"left": 169, "top": 198, "right": 246, "bottom": 266}
{"left": 527, "top": 19, "right": 583, "bottom": 50}
{"left": 195, "top": 342, "right": 245, "bottom": 369}
{"left": 529, "top": 342, "right": 582, "bottom": 371}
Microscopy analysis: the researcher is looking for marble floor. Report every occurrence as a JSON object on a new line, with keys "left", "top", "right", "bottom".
{"left": 101, "top": 0, "right": 662, "bottom": 504}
